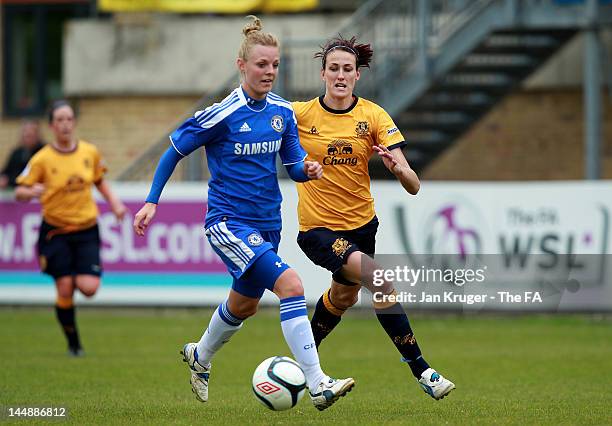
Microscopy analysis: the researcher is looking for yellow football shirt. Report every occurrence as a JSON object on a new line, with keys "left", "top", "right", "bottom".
{"left": 292, "top": 96, "right": 405, "bottom": 232}
{"left": 17, "top": 140, "right": 107, "bottom": 230}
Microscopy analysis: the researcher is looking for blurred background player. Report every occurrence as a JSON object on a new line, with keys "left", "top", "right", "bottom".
{"left": 133, "top": 16, "right": 354, "bottom": 411}
{"left": 15, "top": 100, "right": 127, "bottom": 356}
{"left": 292, "top": 35, "right": 455, "bottom": 400}
{"left": 0, "top": 120, "right": 46, "bottom": 189}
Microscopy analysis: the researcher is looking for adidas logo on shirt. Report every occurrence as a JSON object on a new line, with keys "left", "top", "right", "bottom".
{"left": 239, "top": 122, "right": 251, "bottom": 132}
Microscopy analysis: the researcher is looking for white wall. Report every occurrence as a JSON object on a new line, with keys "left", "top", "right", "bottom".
{"left": 64, "top": 13, "right": 612, "bottom": 96}
{"left": 64, "top": 14, "right": 349, "bottom": 95}
{"left": 525, "top": 30, "right": 612, "bottom": 88}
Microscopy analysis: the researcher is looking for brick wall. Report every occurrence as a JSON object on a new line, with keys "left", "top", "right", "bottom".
{"left": 2, "top": 90, "right": 610, "bottom": 182}
{"left": 75, "top": 96, "right": 199, "bottom": 180}
{"left": 1, "top": 96, "right": 199, "bottom": 181}
{"left": 422, "top": 89, "right": 612, "bottom": 180}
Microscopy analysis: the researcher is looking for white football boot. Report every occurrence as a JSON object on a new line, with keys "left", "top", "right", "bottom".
{"left": 418, "top": 368, "right": 455, "bottom": 400}
{"left": 180, "top": 343, "right": 210, "bottom": 402}
{"left": 309, "top": 376, "right": 355, "bottom": 411}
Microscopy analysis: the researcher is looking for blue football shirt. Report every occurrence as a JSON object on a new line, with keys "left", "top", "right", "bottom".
{"left": 170, "top": 87, "right": 306, "bottom": 231}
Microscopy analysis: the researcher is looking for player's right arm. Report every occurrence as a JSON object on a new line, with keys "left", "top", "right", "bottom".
{"left": 133, "top": 146, "right": 182, "bottom": 236}
{"left": 133, "top": 202, "right": 157, "bottom": 236}
{"left": 133, "top": 125, "right": 191, "bottom": 236}
{"left": 14, "top": 158, "right": 45, "bottom": 202}
{"left": 15, "top": 183, "right": 45, "bottom": 202}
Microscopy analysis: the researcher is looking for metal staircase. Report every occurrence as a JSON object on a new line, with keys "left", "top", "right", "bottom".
{"left": 118, "top": 0, "right": 612, "bottom": 181}
{"left": 395, "top": 28, "right": 577, "bottom": 173}
{"left": 280, "top": 0, "right": 612, "bottom": 177}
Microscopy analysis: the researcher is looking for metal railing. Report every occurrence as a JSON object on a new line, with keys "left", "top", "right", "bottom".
{"left": 279, "top": 0, "right": 492, "bottom": 103}
{"left": 117, "top": 0, "right": 612, "bottom": 181}
{"left": 118, "top": 0, "right": 495, "bottom": 182}
{"left": 117, "top": 0, "right": 490, "bottom": 181}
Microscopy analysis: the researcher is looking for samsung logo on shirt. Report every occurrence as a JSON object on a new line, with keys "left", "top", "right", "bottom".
{"left": 234, "top": 139, "right": 282, "bottom": 155}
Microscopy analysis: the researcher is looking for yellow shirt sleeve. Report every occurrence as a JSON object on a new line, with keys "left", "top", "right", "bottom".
{"left": 374, "top": 106, "right": 405, "bottom": 148}
{"left": 291, "top": 101, "right": 305, "bottom": 121}
{"left": 15, "top": 156, "right": 44, "bottom": 186}
{"left": 92, "top": 146, "right": 107, "bottom": 183}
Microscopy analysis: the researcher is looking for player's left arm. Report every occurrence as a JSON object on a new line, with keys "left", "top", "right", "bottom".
{"left": 96, "top": 179, "right": 127, "bottom": 222}
{"left": 93, "top": 149, "right": 127, "bottom": 221}
{"left": 373, "top": 144, "right": 420, "bottom": 195}
{"left": 373, "top": 108, "right": 420, "bottom": 195}
{"left": 281, "top": 109, "right": 322, "bottom": 182}
{"left": 285, "top": 160, "right": 322, "bottom": 181}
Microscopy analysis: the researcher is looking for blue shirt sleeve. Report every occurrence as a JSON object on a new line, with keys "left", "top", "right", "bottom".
{"left": 285, "top": 161, "right": 309, "bottom": 182}
{"left": 145, "top": 146, "right": 183, "bottom": 204}
{"left": 170, "top": 116, "right": 224, "bottom": 157}
{"left": 279, "top": 109, "right": 307, "bottom": 166}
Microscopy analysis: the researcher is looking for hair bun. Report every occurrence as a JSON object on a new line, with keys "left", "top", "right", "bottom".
{"left": 242, "top": 15, "right": 262, "bottom": 37}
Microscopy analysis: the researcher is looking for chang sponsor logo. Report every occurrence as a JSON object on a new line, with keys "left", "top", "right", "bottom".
{"left": 323, "top": 139, "right": 358, "bottom": 167}
{"left": 64, "top": 175, "right": 87, "bottom": 193}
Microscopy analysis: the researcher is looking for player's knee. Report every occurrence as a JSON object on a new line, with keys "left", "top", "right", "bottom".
{"left": 232, "top": 301, "right": 258, "bottom": 319}
{"left": 227, "top": 291, "right": 259, "bottom": 319}
{"left": 359, "top": 257, "right": 395, "bottom": 295}
{"left": 55, "top": 276, "right": 75, "bottom": 298}
{"left": 80, "top": 287, "right": 97, "bottom": 298}
{"left": 273, "top": 269, "right": 304, "bottom": 299}
{"left": 332, "top": 286, "right": 359, "bottom": 310}
{"left": 76, "top": 276, "right": 100, "bottom": 298}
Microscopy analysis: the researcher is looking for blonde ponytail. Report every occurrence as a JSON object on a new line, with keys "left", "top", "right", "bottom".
{"left": 238, "top": 15, "right": 279, "bottom": 61}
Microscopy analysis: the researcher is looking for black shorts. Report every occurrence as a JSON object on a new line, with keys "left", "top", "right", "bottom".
{"left": 37, "top": 221, "right": 102, "bottom": 279}
{"left": 297, "top": 216, "right": 379, "bottom": 281}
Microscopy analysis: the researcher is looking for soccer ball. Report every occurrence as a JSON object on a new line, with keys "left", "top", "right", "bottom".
{"left": 252, "top": 356, "right": 307, "bottom": 411}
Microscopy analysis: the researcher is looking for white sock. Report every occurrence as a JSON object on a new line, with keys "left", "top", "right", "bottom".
{"left": 280, "top": 296, "right": 325, "bottom": 390}
{"left": 196, "top": 301, "right": 243, "bottom": 367}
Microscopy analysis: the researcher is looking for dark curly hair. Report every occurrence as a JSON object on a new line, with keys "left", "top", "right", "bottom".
{"left": 314, "top": 35, "right": 373, "bottom": 69}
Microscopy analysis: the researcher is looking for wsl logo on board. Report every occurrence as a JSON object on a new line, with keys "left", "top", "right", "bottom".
{"left": 394, "top": 198, "right": 610, "bottom": 288}
{"left": 424, "top": 204, "right": 482, "bottom": 260}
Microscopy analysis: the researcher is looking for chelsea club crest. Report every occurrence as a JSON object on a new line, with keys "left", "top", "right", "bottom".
{"left": 271, "top": 115, "right": 284, "bottom": 132}
{"left": 248, "top": 233, "right": 264, "bottom": 246}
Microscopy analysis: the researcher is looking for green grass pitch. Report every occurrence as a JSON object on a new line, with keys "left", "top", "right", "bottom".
{"left": 1, "top": 307, "right": 611, "bottom": 425}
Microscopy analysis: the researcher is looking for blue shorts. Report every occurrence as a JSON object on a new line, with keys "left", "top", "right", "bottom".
{"left": 205, "top": 221, "right": 290, "bottom": 299}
